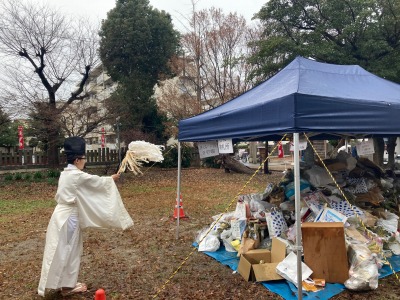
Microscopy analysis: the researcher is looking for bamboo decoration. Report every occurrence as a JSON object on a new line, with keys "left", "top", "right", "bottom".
{"left": 117, "top": 141, "right": 164, "bottom": 175}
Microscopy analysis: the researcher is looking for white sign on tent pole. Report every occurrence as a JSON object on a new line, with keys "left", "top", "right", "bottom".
{"left": 218, "top": 139, "right": 233, "bottom": 153}
{"left": 356, "top": 139, "right": 374, "bottom": 156}
{"left": 198, "top": 141, "right": 219, "bottom": 158}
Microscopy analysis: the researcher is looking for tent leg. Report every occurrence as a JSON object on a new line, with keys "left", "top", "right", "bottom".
{"left": 294, "top": 133, "right": 303, "bottom": 299}
{"left": 176, "top": 142, "right": 182, "bottom": 240}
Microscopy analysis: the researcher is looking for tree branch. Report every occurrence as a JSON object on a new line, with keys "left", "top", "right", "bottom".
{"left": 67, "top": 65, "right": 91, "bottom": 103}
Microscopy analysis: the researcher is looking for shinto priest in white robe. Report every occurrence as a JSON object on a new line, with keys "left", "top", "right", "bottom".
{"left": 38, "top": 165, "right": 134, "bottom": 296}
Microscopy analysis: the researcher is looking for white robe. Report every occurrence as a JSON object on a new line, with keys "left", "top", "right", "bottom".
{"left": 38, "top": 165, "right": 134, "bottom": 296}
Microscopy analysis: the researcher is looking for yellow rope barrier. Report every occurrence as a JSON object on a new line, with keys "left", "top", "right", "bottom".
{"left": 304, "top": 134, "right": 400, "bottom": 283}
{"left": 152, "top": 136, "right": 287, "bottom": 298}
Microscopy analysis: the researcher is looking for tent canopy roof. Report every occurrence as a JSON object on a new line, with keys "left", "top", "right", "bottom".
{"left": 178, "top": 56, "right": 400, "bottom": 142}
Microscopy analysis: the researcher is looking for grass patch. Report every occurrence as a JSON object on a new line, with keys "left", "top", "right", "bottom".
{"left": 4, "top": 173, "right": 13, "bottom": 181}
{"left": 0, "top": 198, "right": 54, "bottom": 217}
{"left": 46, "top": 178, "right": 58, "bottom": 185}
{"left": 123, "top": 185, "right": 157, "bottom": 193}
{"left": 213, "top": 201, "right": 234, "bottom": 212}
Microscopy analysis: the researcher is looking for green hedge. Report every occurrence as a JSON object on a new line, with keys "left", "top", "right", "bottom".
{"left": 158, "top": 144, "right": 192, "bottom": 168}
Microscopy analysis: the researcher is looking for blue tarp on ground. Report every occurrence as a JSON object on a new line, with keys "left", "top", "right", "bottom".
{"left": 198, "top": 244, "right": 400, "bottom": 300}
{"left": 179, "top": 56, "right": 400, "bottom": 142}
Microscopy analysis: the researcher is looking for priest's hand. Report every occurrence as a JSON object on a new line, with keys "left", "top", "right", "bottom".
{"left": 111, "top": 174, "right": 120, "bottom": 181}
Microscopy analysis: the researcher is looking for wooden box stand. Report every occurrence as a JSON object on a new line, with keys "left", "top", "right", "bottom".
{"left": 301, "top": 222, "right": 349, "bottom": 283}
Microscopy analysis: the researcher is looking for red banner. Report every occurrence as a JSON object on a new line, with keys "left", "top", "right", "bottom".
{"left": 18, "top": 126, "right": 24, "bottom": 150}
{"left": 101, "top": 127, "right": 105, "bottom": 148}
{"left": 278, "top": 142, "right": 284, "bottom": 158}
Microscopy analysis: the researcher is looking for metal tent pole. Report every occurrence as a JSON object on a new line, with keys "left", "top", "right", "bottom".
{"left": 294, "top": 133, "right": 303, "bottom": 299}
{"left": 176, "top": 142, "right": 182, "bottom": 240}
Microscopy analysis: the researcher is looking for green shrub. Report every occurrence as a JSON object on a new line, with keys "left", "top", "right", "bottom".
{"left": 158, "top": 144, "right": 192, "bottom": 168}
{"left": 33, "top": 172, "right": 43, "bottom": 180}
{"left": 4, "top": 173, "right": 13, "bottom": 181}
{"left": 14, "top": 173, "right": 23, "bottom": 180}
{"left": 24, "top": 173, "right": 32, "bottom": 181}
{"left": 47, "top": 169, "right": 60, "bottom": 178}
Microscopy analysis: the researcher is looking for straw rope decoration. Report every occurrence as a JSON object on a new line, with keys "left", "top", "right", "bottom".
{"left": 117, "top": 141, "right": 164, "bottom": 175}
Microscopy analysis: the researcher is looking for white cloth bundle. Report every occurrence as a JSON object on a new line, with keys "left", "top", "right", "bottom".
{"left": 118, "top": 141, "right": 164, "bottom": 174}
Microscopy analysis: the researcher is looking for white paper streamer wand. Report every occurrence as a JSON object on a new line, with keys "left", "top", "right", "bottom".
{"left": 117, "top": 141, "right": 164, "bottom": 175}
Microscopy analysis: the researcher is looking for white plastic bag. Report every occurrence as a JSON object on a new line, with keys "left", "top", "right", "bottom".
{"left": 304, "top": 165, "right": 334, "bottom": 187}
{"left": 344, "top": 255, "right": 379, "bottom": 291}
{"left": 234, "top": 201, "right": 248, "bottom": 219}
{"left": 344, "top": 243, "right": 379, "bottom": 291}
{"left": 377, "top": 211, "right": 399, "bottom": 234}
{"left": 249, "top": 198, "right": 266, "bottom": 212}
{"left": 276, "top": 252, "right": 313, "bottom": 288}
{"left": 198, "top": 235, "right": 220, "bottom": 252}
{"left": 220, "top": 229, "right": 237, "bottom": 252}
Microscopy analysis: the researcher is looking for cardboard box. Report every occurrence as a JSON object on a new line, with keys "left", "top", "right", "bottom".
{"left": 301, "top": 222, "right": 349, "bottom": 283}
{"left": 237, "top": 238, "right": 286, "bottom": 282}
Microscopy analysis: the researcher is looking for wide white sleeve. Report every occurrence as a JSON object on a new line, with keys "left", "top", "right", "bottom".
{"left": 75, "top": 173, "right": 134, "bottom": 230}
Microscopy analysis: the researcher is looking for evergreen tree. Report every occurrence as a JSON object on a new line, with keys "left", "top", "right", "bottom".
{"left": 99, "top": 0, "right": 179, "bottom": 143}
{"left": 0, "top": 108, "right": 16, "bottom": 147}
{"left": 250, "top": 0, "right": 400, "bottom": 167}
{"left": 250, "top": 0, "right": 400, "bottom": 82}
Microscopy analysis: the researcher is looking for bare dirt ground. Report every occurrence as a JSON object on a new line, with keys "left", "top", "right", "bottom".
{"left": 1, "top": 166, "right": 400, "bottom": 300}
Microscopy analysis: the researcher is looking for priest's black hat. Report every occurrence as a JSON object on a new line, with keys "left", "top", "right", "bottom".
{"left": 64, "top": 136, "right": 86, "bottom": 157}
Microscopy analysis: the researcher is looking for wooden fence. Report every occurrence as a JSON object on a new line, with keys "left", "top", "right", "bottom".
{"left": 0, "top": 147, "right": 126, "bottom": 168}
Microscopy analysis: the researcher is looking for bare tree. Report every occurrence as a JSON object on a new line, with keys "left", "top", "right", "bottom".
{"left": 60, "top": 99, "right": 110, "bottom": 138}
{"left": 156, "top": 56, "right": 202, "bottom": 134}
{"left": 155, "top": 3, "right": 262, "bottom": 135}
{"left": 0, "top": 0, "right": 100, "bottom": 166}
{"left": 180, "top": 3, "right": 260, "bottom": 111}
{"left": 0, "top": 105, "right": 10, "bottom": 127}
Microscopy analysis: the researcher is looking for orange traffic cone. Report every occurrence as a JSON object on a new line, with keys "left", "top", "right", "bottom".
{"left": 95, "top": 289, "right": 106, "bottom": 300}
{"left": 173, "top": 194, "right": 188, "bottom": 219}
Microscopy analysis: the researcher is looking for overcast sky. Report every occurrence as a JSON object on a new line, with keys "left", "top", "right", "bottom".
{"left": 49, "top": 0, "right": 267, "bottom": 30}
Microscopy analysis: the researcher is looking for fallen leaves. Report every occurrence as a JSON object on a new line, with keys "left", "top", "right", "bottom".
{"left": 0, "top": 168, "right": 399, "bottom": 299}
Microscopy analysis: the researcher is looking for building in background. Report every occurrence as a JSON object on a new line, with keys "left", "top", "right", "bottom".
{"left": 60, "top": 64, "right": 118, "bottom": 151}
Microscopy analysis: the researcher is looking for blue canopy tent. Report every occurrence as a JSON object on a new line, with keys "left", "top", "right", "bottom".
{"left": 176, "top": 56, "right": 400, "bottom": 299}
{"left": 179, "top": 56, "right": 400, "bottom": 141}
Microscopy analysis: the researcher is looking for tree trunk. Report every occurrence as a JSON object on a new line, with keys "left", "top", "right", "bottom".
{"left": 373, "top": 137, "right": 384, "bottom": 167}
{"left": 249, "top": 142, "right": 258, "bottom": 163}
{"left": 47, "top": 128, "right": 60, "bottom": 168}
{"left": 221, "top": 154, "right": 254, "bottom": 174}
{"left": 46, "top": 103, "right": 61, "bottom": 168}
{"left": 386, "top": 137, "right": 397, "bottom": 169}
